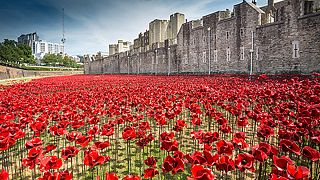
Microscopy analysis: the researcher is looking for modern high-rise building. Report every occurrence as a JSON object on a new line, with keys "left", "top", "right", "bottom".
{"left": 17, "top": 32, "right": 64, "bottom": 60}
{"left": 33, "top": 41, "right": 64, "bottom": 59}
{"left": 17, "top": 32, "right": 39, "bottom": 47}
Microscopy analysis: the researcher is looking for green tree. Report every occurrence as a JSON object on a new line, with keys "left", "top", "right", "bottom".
{"left": 0, "top": 39, "right": 35, "bottom": 65}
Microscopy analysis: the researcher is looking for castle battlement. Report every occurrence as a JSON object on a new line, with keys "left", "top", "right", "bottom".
{"left": 85, "top": 0, "right": 320, "bottom": 75}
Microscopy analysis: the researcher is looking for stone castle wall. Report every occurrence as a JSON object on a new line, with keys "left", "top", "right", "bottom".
{"left": 85, "top": 0, "right": 320, "bottom": 75}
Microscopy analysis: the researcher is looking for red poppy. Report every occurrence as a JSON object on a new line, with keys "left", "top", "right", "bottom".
{"left": 162, "top": 155, "right": 184, "bottom": 175}
{"left": 186, "top": 151, "right": 206, "bottom": 165}
{"left": 302, "top": 146, "right": 320, "bottom": 161}
{"left": 22, "top": 147, "right": 43, "bottom": 169}
{"left": 232, "top": 137, "right": 248, "bottom": 150}
{"left": 101, "top": 126, "right": 115, "bottom": 136}
{"left": 144, "top": 156, "right": 157, "bottom": 167}
{"left": 273, "top": 155, "right": 293, "bottom": 172}
{"left": 123, "top": 175, "right": 140, "bottom": 180}
{"left": 44, "top": 144, "right": 56, "bottom": 154}
{"left": 25, "top": 138, "right": 43, "bottom": 149}
{"left": 76, "top": 135, "right": 93, "bottom": 147}
{"left": 237, "top": 116, "right": 248, "bottom": 127}
{"left": 66, "top": 131, "right": 81, "bottom": 142}
{"left": 173, "top": 150, "right": 184, "bottom": 159}
{"left": 0, "top": 169, "right": 8, "bottom": 180}
{"left": 215, "top": 156, "right": 235, "bottom": 173}
{"left": 105, "top": 172, "right": 119, "bottom": 180}
{"left": 219, "top": 124, "right": 231, "bottom": 134}
{"left": 49, "top": 125, "right": 67, "bottom": 136}
{"left": 84, "top": 149, "right": 109, "bottom": 168}
{"left": 257, "top": 124, "right": 274, "bottom": 139}
{"left": 93, "top": 141, "right": 110, "bottom": 150}
{"left": 203, "top": 150, "right": 219, "bottom": 166}
{"left": 39, "top": 156, "right": 62, "bottom": 171}
{"left": 122, "top": 126, "right": 136, "bottom": 140}
{"left": 0, "top": 130, "right": 15, "bottom": 151}
{"left": 87, "top": 126, "right": 100, "bottom": 136}
{"left": 160, "top": 140, "right": 179, "bottom": 152}
{"left": 279, "top": 139, "right": 301, "bottom": 155}
{"left": 160, "top": 131, "right": 174, "bottom": 142}
{"left": 286, "top": 164, "right": 309, "bottom": 179}
{"left": 235, "top": 153, "right": 255, "bottom": 172}
{"left": 187, "top": 164, "right": 215, "bottom": 180}
{"left": 61, "top": 146, "right": 79, "bottom": 160}
{"left": 252, "top": 142, "right": 277, "bottom": 162}
{"left": 216, "top": 140, "right": 234, "bottom": 156}
{"left": 173, "top": 119, "right": 187, "bottom": 132}
{"left": 143, "top": 168, "right": 159, "bottom": 179}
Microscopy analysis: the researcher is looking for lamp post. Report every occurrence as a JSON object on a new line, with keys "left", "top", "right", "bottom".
{"left": 155, "top": 49, "right": 158, "bottom": 75}
{"left": 168, "top": 47, "right": 171, "bottom": 76}
{"left": 127, "top": 56, "right": 130, "bottom": 75}
{"left": 207, "top": 27, "right": 211, "bottom": 75}
{"left": 138, "top": 55, "right": 141, "bottom": 75}
{"left": 250, "top": 31, "right": 254, "bottom": 76}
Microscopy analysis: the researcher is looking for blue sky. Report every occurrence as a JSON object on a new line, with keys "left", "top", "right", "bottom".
{"left": 0, "top": 0, "right": 273, "bottom": 56}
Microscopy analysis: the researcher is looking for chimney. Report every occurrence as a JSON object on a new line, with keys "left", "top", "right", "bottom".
{"left": 267, "top": 0, "right": 275, "bottom": 12}
{"left": 252, "top": 0, "right": 256, "bottom": 5}
{"left": 268, "top": 0, "right": 274, "bottom": 7}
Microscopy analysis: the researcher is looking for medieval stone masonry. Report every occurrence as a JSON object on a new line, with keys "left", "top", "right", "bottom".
{"left": 85, "top": 0, "right": 320, "bottom": 75}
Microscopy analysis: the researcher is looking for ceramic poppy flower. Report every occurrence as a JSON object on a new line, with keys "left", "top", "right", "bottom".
{"left": 39, "top": 156, "right": 62, "bottom": 171}
{"left": 66, "top": 131, "right": 81, "bottom": 142}
{"left": 84, "top": 150, "right": 109, "bottom": 168}
{"left": 105, "top": 172, "right": 118, "bottom": 180}
{"left": 122, "top": 126, "right": 136, "bottom": 140}
{"left": 44, "top": 144, "right": 56, "bottom": 154}
{"left": 25, "top": 137, "right": 43, "bottom": 149}
{"left": 160, "top": 131, "right": 174, "bottom": 142}
{"left": 216, "top": 140, "right": 234, "bottom": 156}
{"left": 272, "top": 155, "right": 293, "bottom": 172}
{"left": 173, "top": 119, "right": 187, "bottom": 132}
{"left": 186, "top": 151, "right": 207, "bottom": 165}
{"left": 22, "top": 147, "right": 44, "bottom": 169}
{"left": 61, "top": 146, "right": 79, "bottom": 160}
{"left": 302, "top": 146, "right": 320, "bottom": 161}
{"left": 257, "top": 124, "right": 274, "bottom": 139}
{"left": 87, "top": 126, "right": 100, "bottom": 136}
{"left": 144, "top": 156, "right": 157, "bottom": 167}
{"left": 237, "top": 116, "right": 248, "bottom": 127}
{"left": 162, "top": 155, "right": 184, "bottom": 175}
{"left": 55, "top": 170, "right": 73, "bottom": 180}
{"left": 187, "top": 164, "right": 215, "bottom": 180}
{"left": 235, "top": 153, "right": 255, "bottom": 172}
{"left": 286, "top": 164, "right": 309, "bottom": 179}
{"left": 215, "top": 156, "right": 235, "bottom": 173}
{"left": 160, "top": 140, "right": 179, "bottom": 152}
{"left": 93, "top": 141, "right": 110, "bottom": 150}
{"left": 219, "top": 124, "right": 231, "bottom": 134}
{"left": 76, "top": 135, "right": 93, "bottom": 147}
{"left": 279, "top": 139, "right": 301, "bottom": 155}
{"left": 0, "top": 169, "right": 8, "bottom": 180}
{"left": 123, "top": 175, "right": 140, "bottom": 180}
{"left": 203, "top": 150, "right": 219, "bottom": 166}
{"left": 143, "top": 168, "right": 159, "bottom": 179}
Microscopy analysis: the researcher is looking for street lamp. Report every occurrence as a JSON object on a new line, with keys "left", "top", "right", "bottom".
{"left": 155, "top": 49, "right": 158, "bottom": 75}
{"left": 168, "top": 47, "right": 171, "bottom": 76}
{"left": 127, "top": 56, "right": 130, "bottom": 75}
{"left": 207, "top": 27, "right": 211, "bottom": 75}
{"left": 250, "top": 31, "right": 254, "bottom": 76}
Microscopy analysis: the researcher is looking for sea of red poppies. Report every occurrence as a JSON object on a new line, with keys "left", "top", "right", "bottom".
{"left": 0, "top": 74, "right": 319, "bottom": 180}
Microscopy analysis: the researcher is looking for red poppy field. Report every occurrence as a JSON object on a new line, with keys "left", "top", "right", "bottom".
{"left": 0, "top": 74, "right": 319, "bottom": 180}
